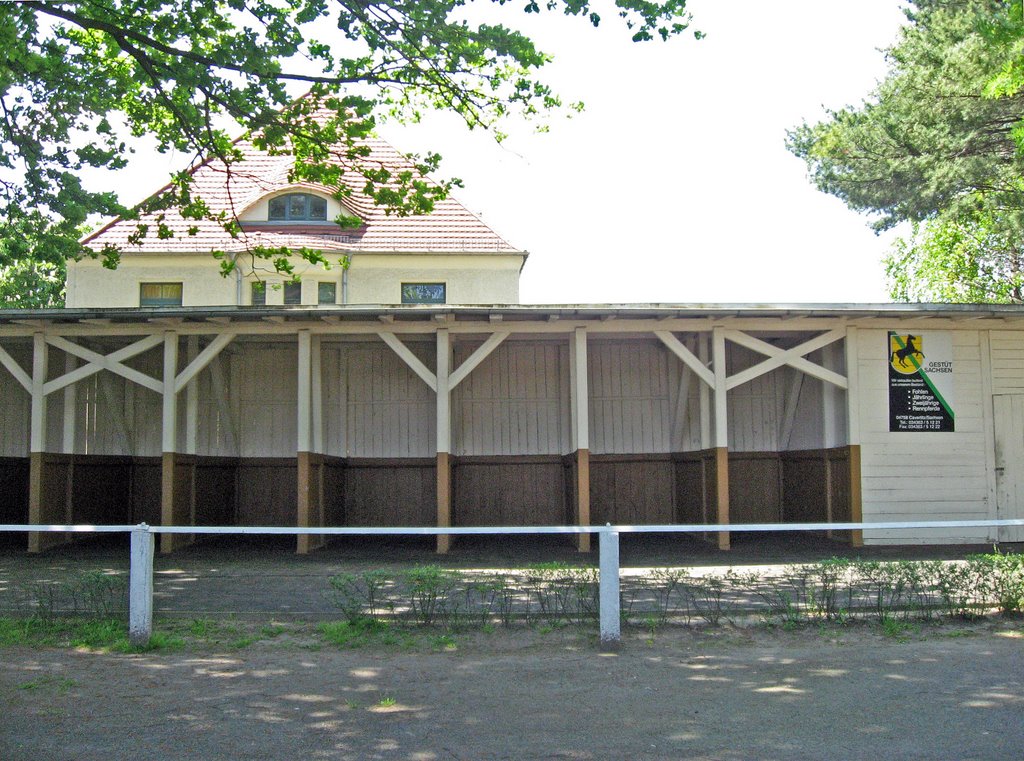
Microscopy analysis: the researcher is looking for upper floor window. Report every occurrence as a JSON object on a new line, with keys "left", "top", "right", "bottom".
{"left": 318, "top": 282, "right": 337, "bottom": 305}
{"left": 401, "top": 283, "right": 446, "bottom": 304}
{"left": 283, "top": 281, "right": 302, "bottom": 305}
{"left": 251, "top": 282, "right": 266, "bottom": 306}
{"left": 140, "top": 282, "right": 182, "bottom": 307}
{"left": 268, "top": 193, "right": 328, "bottom": 222}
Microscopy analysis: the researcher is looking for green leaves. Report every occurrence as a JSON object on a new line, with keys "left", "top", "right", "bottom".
{"left": 1, "top": 0, "right": 697, "bottom": 303}
{"left": 787, "top": 0, "right": 1024, "bottom": 303}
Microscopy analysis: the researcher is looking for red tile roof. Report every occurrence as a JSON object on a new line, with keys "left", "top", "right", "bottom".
{"left": 83, "top": 137, "right": 521, "bottom": 256}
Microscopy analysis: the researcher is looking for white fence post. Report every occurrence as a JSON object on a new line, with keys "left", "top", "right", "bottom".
{"left": 598, "top": 525, "right": 620, "bottom": 647}
{"left": 129, "top": 524, "right": 154, "bottom": 647}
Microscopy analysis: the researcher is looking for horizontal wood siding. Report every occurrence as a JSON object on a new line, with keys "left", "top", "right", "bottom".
{"left": 236, "top": 459, "right": 297, "bottom": 526}
{"left": 589, "top": 455, "right": 675, "bottom": 524}
{"left": 728, "top": 452, "right": 781, "bottom": 523}
{"left": 856, "top": 329, "right": 991, "bottom": 543}
{"left": 989, "top": 330, "right": 1024, "bottom": 394}
{"left": 343, "top": 460, "right": 435, "bottom": 526}
{"left": 453, "top": 457, "right": 566, "bottom": 525}
{"left": 0, "top": 457, "right": 29, "bottom": 524}
{"left": 453, "top": 341, "right": 565, "bottom": 456}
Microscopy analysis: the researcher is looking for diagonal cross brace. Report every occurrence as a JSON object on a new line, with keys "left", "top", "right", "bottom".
{"left": 724, "top": 329, "right": 847, "bottom": 391}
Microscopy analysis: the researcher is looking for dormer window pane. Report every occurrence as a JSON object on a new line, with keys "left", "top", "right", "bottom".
{"left": 289, "top": 194, "right": 307, "bottom": 218}
{"left": 268, "top": 197, "right": 287, "bottom": 220}
{"left": 309, "top": 196, "right": 327, "bottom": 220}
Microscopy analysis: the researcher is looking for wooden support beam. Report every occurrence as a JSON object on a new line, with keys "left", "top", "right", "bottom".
{"left": 312, "top": 334, "right": 324, "bottom": 455}
{"left": 173, "top": 333, "right": 236, "bottom": 393}
{"left": 0, "top": 343, "right": 32, "bottom": 392}
{"left": 715, "top": 446, "right": 730, "bottom": 551}
{"left": 448, "top": 331, "right": 508, "bottom": 390}
{"left": 849, "top": 444, "right": 863, "bottom": 548}
{"left": 699, "top": 335, "right": 711, "bottom": 449}
{"left": 655, "top": 330, "right": 715, "bottom": 387}
{"left": 160, "top": 332, "right": 186, "bottom": 554}
{"left": 724, "top": 329, "right": 847, "bottom": 391}
{"left": 436, "top": 329, "right": 451, "bottom": 553}
{"left": 712, "top": 327, "right": 728, "bottom": 450}
{"left": 571, "top": 327, "right": 590, "bottom": 552}
{"left": 845, "top": 327, "right": 863, "bottom": 547}
{"left": 296, "top": 451, "right": 325, "bottom": 554}
{"left": 45, "top": 334, "right": 163, "bottom": 395}
{"left": 378, "top": 331, "right": 437, "bottom": 391}
{"left": 30, "top": 332, "right": 47, "bottom": 454}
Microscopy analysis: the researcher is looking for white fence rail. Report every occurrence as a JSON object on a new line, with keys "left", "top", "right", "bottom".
{"left": 3, "top": 519, "right": 1024, "bottom": 646}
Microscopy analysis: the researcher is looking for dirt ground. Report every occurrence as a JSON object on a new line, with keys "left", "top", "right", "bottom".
{"left": 2, "top": 622, "right": 1023, "bottom": 761}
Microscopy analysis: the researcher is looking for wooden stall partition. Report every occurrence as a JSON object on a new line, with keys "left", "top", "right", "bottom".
{"left": 193, "top": 456, "right": 237, "bottom": 527}
{"left": 453, "top": 455, "right": 567, "bottom": 526}
{"left": 780, "top": 450, "right": 828, "bottom": 523}
{"left": 342, "top": 458, "right": 435, "bottom": 527}
{"left": 589, "top": 454, "right": 675, "bottom": 525}
{"left": 130, "top": 457, "right": 163, "bottom": 526}
{"left": 728, "top": 452, "right": 781, "bottom": 524}
{"left": 235, "top": 457, "right": 297, "bottom": 527}
{"left": 673, "top": 448, "right": 729, "bottom": 548}
{"left": 321, "top": 456, "right": 347, "bottom": 529}
{"left": 0, "top": 457, "right": 29, "bottom": 532}
{"left": 71, "top": 456, "right": 132, "bottom": 525}
{"left": 28, "top": 453, "right": 72, "bottom": 552}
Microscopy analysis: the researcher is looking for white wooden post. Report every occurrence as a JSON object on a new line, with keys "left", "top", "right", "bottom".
{"left": 62, "top": 353, "right": 77, "bottom": 454}
{"left": 185, "top": 335, "right": 199, "bottom": 455}
{"left": 30, "top": 332, "right": 47, "bottom": 454}
{"left": 699, "top": 334, "right": 711, "bottom": 449}
{"left": 599, "top": 525, "right": 620, "bottom": 647}
{"left": 311, "top": 334, "right": 323, "bottom": 455}
{"left": 436, "top": 328, "right": 451, "bottom": 553}
{"left": 297, "top": 330, "right": 312, "bottom": 453}
{"left": 570, "top": 327, "right": 591, "bottom": 551}
{"left": 161, "top": 332, "right": 178, "bottom": 455}
{"left": 844, "top": 326, "right": 863, "bottom": 547}
{"left": 712, "top": 326, "right": 728, "bottom": 449}
{"left": 129, "top": 524, "right": 154, "bottom": 647}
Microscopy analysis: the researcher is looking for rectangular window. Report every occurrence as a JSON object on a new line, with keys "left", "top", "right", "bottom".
{"left": 283, "top": 281, "right": 302, "bottom": 305}
{"left": 318, "top": 282, "right": 337, "bottom": 305}
{"left": 140, "top": 282, "right": 182, "bottom": 307}
{"left": 251, "top": 282, "right": 266, "bottom": 306}
{"left": 401, "top": 283, "right": 446, "bottom": 304}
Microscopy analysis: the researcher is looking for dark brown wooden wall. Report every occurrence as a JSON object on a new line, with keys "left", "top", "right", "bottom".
{"left": 590, "top": 455, "right": 675, "bottom": 525}
{"left": 729, "top": 453, "right": 782, "bottom": 523}
{"left": 453, "top": 456, "right": 567, "bottom": 526}
{"left": 343, "top": 459, "right": 435, "bottom": 526}
{"left": 0, "top": 457, "right": 29, "bottom": 524}
{"left": 236, "top": 459, "right": 297, "bottom": 526}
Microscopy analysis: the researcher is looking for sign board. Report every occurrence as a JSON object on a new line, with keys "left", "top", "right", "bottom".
{"left": 888, "top": 331, "right": 954, "bottom": 432}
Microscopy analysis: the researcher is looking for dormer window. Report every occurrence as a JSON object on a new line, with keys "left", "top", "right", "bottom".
{"left": 268, "top": 193, "right": 328, "bottom": 222}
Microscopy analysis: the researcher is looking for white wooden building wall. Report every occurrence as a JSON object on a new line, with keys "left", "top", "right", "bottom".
{"left": 452, "top": 340, "right": 566, "bottom": 456}
{"left": 989, "top": 330, "right": 1024, "bottom": 393}
{"left": 345, "top": 341, "right": 435, "bottom": 458}
{"left": 232, "top": 344, "right": 298, "bottom": 458}
{"left": 195, "top": 352, "right": 237, "bottom": 458}
{"left": 856, "top": 328, "right": 991, "bottom": 544}
{"left": 0, "top": 344, "right": 30, "bottom": 457}
{"left": 588, "top": 340, "right": 678, "bottom": 454}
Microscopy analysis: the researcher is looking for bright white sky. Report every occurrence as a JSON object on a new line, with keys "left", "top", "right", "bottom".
{"left": 115, "top": 0, "right": 910, "bottom": 305}
{"left": 380, "top": 0, "right": 910, "bottom": 305}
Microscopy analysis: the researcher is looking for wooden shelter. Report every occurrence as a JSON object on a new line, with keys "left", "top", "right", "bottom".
{"left": 1, "top": 303, "right": 1022, "bottom": 553}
